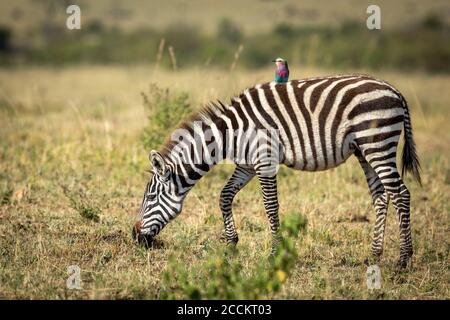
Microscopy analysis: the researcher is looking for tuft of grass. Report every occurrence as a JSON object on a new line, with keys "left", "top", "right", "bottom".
{"left": 0, "top": 185, "right": 13, "bottom": 205}
{"left": 160, "top": 212, "right": 307, "bottom": 299}
{"left": 61, "top": 183, "right": 101, "bottom": 223}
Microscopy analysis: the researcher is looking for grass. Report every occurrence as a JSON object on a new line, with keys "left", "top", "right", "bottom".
{"left": 161, "top": 213, "right": 308, "bottom": 299}
{"left": 0, "top": 65, "right": 448, "bottom": 299}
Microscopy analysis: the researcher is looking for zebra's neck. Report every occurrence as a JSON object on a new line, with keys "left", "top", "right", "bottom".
{"left": 161, "top": 102, "right": 232, "bottom": 195}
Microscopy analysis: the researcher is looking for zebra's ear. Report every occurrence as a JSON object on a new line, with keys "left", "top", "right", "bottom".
{"left": 149, "top": 150, "right": 168, "bottom": 177}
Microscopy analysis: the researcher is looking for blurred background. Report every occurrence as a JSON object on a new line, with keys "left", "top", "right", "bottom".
{"left": 0, "top": 0, "right": 449, "bottom": 72}
{"left": 0, "top": 0, "right": 449, "bottom": 299}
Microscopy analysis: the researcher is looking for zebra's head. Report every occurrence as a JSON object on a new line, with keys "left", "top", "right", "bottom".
{"left": 133, "top": 150, "right": 183, "bottom": 247}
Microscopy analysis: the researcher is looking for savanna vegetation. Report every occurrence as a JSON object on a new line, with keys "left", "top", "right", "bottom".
{"left": 0, "top": 0, "right": 448, "bottom": 300}
{"left": 0, "top": 66, "right": 448, "bottom": 299}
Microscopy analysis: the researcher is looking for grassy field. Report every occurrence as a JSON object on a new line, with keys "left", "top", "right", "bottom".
{"left": 0, "top": 65, "right": 449, "bottom": 299}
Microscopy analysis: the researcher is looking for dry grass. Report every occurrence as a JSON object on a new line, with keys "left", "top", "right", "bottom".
{"left": 0, "top": 65, "right": 448, "bottom": 299}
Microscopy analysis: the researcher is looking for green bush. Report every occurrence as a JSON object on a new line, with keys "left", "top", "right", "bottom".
{"left": 0, "top": 26, "right": 12, "bottom": 52}
{"left": 141, "top": 84, "right": 193, "bottom": 150}
{"left": 61, "top": 181, "right": 101, "bottom": 223}
{"left": 161, "top": 212, "right": 307, "bottom": 299}
{"left": 0, "top": 184, "right": 13, "bottom": 205}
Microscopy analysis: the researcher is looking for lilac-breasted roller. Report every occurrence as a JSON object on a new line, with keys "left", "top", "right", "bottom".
{"left": 272, "top": 57, "right": 289, "bottom": 83}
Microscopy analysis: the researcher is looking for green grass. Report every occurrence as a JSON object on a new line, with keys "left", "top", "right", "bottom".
{"left": 0, "top": 66, "right": 448, "bottom": 299}
{"left": 160, "top": 213, "right": 308, "bottom": 299}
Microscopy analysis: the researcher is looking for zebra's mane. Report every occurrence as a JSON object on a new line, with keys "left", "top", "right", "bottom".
{"left": 158, "top": 79, "right": 311, "bottom": 157}
{"left": 159, "top": 100, "right": 230, "bottom": 157}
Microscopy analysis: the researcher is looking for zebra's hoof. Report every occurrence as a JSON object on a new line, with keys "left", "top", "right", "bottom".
{"left": 396, "top": 249, "right": 413, "bottom": 269}
{"left": 225, "top": 245, "right": 238, "bottom": 256}
{"left": 363, "top": 258, "right": 370, "bottom": 266}
{"left": 396, "top": 257, "right": 412, "bottom": 269}
{"left": 227, "top": 237, "right": 239, "bottom": 246}
{"left": 364, "top": 254, "right": 381, "bottom": 266}
{"left": 220, "top": 232, "right": 239, "bottom": 246}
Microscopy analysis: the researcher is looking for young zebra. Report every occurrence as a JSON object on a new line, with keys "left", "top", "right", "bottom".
{"left": 133, "top": 74, "right": 421, "bottom": 267}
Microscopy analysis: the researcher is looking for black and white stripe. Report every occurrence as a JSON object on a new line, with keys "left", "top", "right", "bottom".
{"left": 134, "top": 74, "right": 421, "bottom": 267}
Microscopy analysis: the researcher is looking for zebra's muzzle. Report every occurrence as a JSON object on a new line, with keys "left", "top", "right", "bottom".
{"left": 132, "top": 221, "right": 153, "bottom": 248}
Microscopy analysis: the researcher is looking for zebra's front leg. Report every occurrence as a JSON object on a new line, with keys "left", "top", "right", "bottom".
{"left": 258, "top": 174, "right": 280, "bottom": 255}
{"left": 219, "top": 166, "right": 255, "bottom": 246}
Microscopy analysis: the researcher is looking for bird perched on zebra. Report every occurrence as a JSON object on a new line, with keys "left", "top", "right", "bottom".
{"left": 273, "top": 57, "right": 289, "bottom": 83}
{"left": 133, "top": 74, "right": 421, "bottom": 268}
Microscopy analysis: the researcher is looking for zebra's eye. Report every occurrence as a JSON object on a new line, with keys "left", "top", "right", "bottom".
{"left": 147, "top": 192, "right": 157, "bottom": 200}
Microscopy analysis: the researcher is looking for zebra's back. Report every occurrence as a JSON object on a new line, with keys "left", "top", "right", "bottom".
{"left": 232, "top": 74, "right": 405, "bottom": 172}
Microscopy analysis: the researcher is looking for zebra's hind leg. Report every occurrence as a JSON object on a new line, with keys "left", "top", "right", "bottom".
{"left": 388, "top": 179, "right": 413, "bottom": 268}
{"left": 257, "top": 174, "right": 280, "bottom": 256}
{"left": 362, "top": 150, "right": 414, "bottom": 268}
{"left": 356, "top": 151, "right": 389, "bottom": 263}
{"left": 219, "top": 166, "right": 255, "bottom": 246}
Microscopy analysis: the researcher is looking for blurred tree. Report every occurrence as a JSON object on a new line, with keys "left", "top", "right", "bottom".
{"left": 0, "top": 27, "right": 12, "bottom": 52}
{"left": 422, "top": 12, "right": 444, "bottom": 30}
{"left": 85, "top": 19, "right": 104, "bottom": 34}
{"left": 217, "top": 18, "right": 243, "bottom": 44}
{"left": 165, "top": 24, "right": 202, "bottom": 52}
{"left": 274, "top": 23, "right": 295, "bottom": 38}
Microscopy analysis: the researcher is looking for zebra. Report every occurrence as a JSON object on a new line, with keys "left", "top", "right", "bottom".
{"left": 132, "top": 74, "right": 421, "bottom": 268}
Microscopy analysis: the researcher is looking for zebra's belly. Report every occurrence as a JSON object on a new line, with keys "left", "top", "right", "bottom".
{"left": 280, "top": 135, "right": 355, "bottom": 172}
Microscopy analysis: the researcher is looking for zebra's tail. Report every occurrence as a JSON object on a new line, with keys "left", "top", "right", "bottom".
{"left": 399, "top": 95, "right": 422, "bottom": 186}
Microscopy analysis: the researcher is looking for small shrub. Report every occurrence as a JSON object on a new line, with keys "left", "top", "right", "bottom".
{"left": 0, "top": 26, "right": 12, "bottom": 52}
{"left": 421, "top": 12, "right": 444, "bottom": 30}
{"left": 141, "top": 84, "right": 192, "bottom": 150}
{"left": 61, "top": 183, "right": 101, "bottom": 222}
{"left": 0, "top": 185, "right": 13, "bottom": 205}
{"left": 161, "top": 212, "right": 307, "bottom": 299}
